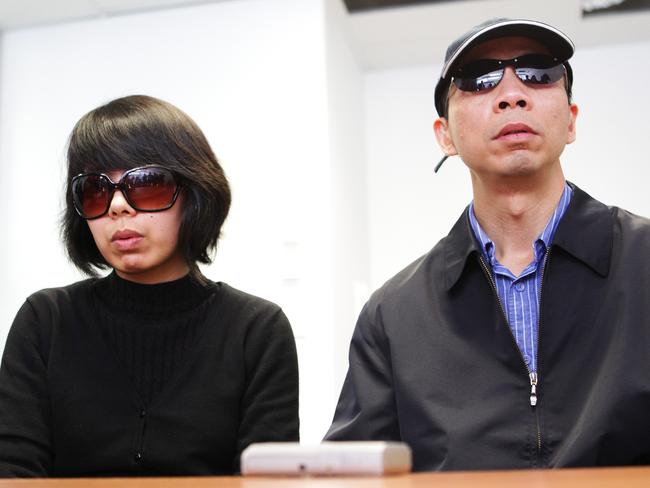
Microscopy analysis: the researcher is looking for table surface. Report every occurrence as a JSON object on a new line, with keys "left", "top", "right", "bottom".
{"left": 0, "top": 466, "right": 648, "bottom": 488}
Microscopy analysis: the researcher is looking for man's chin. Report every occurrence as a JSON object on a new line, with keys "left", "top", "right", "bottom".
{"left": 495, "top": 154, "right": 545, "bottom": 178}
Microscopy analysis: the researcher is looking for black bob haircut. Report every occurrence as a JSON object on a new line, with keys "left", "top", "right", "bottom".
{"left": 62, "top": 95, "right": 231, "bottom": 278}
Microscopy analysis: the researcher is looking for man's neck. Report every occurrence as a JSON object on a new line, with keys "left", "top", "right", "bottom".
{"left": 471, "top": 169, "right": 566, "bottom": 276}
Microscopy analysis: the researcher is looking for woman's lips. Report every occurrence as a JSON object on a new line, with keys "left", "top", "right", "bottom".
{"left": 111, "top": 230, "right": 143, "bottom": 251}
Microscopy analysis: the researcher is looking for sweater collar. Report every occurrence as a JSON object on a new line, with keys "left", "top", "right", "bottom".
{"left": 443, "top": 182, "right": 613, "bottom": 291}
{"left": 94, "top": 271, "right": 213, "bottom": 317}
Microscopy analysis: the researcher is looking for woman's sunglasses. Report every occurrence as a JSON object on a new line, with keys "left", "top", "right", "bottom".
{"left": 451, "top": 54, "right": 567, "bottom": 92}
{"left": 71, "top": 165, "right": 181, "bottom": 220}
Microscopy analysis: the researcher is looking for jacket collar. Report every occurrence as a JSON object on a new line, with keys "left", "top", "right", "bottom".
{"left": 443, "top": 182, "right": 613, "bottom": 291}
{"left": 552, "top": 182, "right": 613, "bottom": 277}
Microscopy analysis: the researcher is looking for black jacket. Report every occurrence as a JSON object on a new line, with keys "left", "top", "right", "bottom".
{"left": 326, "top": 184, "right": 650, "bottom": 470}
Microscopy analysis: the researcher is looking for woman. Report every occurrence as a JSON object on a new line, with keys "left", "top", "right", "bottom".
{"left": 0, "top": 95, "right": 299, "bottom": 477}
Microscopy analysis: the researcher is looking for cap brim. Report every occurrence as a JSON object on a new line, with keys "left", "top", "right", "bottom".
{"left": 442, "top": 19, "right": 574, "bottom": 79}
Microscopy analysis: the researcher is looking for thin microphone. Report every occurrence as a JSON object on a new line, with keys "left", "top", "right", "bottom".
{"left": 434, "top": 155, "right": 448, "bottom": 173}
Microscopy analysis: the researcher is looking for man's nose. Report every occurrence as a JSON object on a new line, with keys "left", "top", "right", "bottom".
{"left": 494, "top": 67, "right": 530, "bottom": 111}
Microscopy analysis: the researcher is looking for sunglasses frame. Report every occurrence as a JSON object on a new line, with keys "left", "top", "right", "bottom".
{"left": 451, "top": 54, "right": 567, "bottom": 93}
{"left": 71, "top": 164, "right": 182, "bottom": 220}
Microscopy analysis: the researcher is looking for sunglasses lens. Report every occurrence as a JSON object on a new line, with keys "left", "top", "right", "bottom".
{"left": 515, "top": 64, "right": 565, "bottom": 85}
{"left": 124, "top": 167, "right": 178, "bottom": 211}
{"left": 72, "top": 175, "right": 110, "bottom": 219}
{"left": 453, "top": 58, "right": 503, "bottom": 91}
{"left": 454, "top": 68, "right": 503, "bottom": 91}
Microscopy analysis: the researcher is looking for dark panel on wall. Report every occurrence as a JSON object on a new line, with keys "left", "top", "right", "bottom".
{"left": 583, "top": 0, "right": 650, "bottom": 16}
{"left": 345, "top": 0, "right": 650, "bottom": 14}
{"left": 344, "top": 0, "right": 451, "bottom": 13}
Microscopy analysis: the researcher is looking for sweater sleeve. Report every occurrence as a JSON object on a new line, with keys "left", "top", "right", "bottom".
{"left": 0, "top": 299, "right": 53, "bottom": 477}
{"left": 235, "top": 307, "right": 299, "bottom": 470}
{"left": 323, "top": 301, "right": 401, "bottom": 442}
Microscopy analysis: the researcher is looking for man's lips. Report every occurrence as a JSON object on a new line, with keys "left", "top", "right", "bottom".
{"left": 494, "top": 123, "right": 538, "bottom": 140}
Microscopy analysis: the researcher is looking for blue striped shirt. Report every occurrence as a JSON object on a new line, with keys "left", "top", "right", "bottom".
{"left": 468, "top": 184, "right": 572, "bottom": 373}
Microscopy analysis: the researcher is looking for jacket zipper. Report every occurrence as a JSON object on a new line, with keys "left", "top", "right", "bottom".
{"left": 478, "top": 248, "right": 551, "bottom": 459}
{"left": 529, "top": 372, "right": 538, "bottom": 406}
{"left": 533, "top": 247, "right": 552, "bottom": 456}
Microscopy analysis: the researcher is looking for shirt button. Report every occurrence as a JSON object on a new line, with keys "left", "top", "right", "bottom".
{"left": 134, "top": 452, "right": 143, "bottom": 462}
{"left": 515, "top": 282, "right": 525, "bottom": 292}
{"left": 139, "top": 409, "right": 146, "bottom": 418}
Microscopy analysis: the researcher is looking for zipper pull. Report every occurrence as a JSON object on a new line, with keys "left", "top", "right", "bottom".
{"left": 529, "top": 372, "right": 538, "bottom": 407}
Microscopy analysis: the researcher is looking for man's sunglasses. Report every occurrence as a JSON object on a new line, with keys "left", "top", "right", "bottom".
{"left": 71, "top": 165, "right": 181, "bottom": 220}
{"left": 451, "top": 54, "right": 567, "bottom": 92}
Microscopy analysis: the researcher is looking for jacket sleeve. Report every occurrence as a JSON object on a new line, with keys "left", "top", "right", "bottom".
{"left": 324, "top": 301, "right": 401, "bottom": 441}
{"left": 0, "top": 299, "right": 53, "bottom": 477}
{"left": 235, "top": 307, "right": 299, "bottom": 470}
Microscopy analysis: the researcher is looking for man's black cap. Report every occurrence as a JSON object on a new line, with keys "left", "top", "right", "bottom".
{"left": 434, "top": 18, "right": 575, "bottom": 117}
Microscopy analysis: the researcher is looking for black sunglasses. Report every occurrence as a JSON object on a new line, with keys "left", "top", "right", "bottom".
{"left": 71, "top": 165, "right": 181, "bottom": 220}
{"left": 452, "top": 54, "right": 567, "bottom": 93}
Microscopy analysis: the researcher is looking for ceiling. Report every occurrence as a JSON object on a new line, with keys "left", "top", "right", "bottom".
{"left": 0, "top": 0, "right": 231, "bottom": 31}
{"left": 1, "top": 0, "right": 649, "bottom": 70}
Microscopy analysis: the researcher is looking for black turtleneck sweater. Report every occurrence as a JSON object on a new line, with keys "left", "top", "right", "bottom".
{"left": 0, "top": 273, "right": 299, "bottom": 477}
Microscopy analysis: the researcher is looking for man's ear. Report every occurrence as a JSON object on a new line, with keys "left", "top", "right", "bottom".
{"left": 566, "top": 103, "right": 578, "bottom": 145}
{"left": 433, "top": 117, "right": 458, "bottom": 156}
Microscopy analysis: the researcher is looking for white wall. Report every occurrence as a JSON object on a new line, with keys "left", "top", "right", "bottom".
{"left": 364, "top": 40, "right": 650, "bottom": 290}
{"left": 563, "top": 41, "right": 650, "bottom": 213}
{"left": 324, "top": 0, "right": 368, "bottom": 421}
{"left": 365, "top": 62, "right": 471, "bottom": 288}
{"left": 0, "top": 0, "right": 368, "bottom": 443}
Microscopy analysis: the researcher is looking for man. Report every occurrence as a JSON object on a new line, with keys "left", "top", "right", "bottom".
{"left": 325, "top": 18, "right": 650, "bottom": 471}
